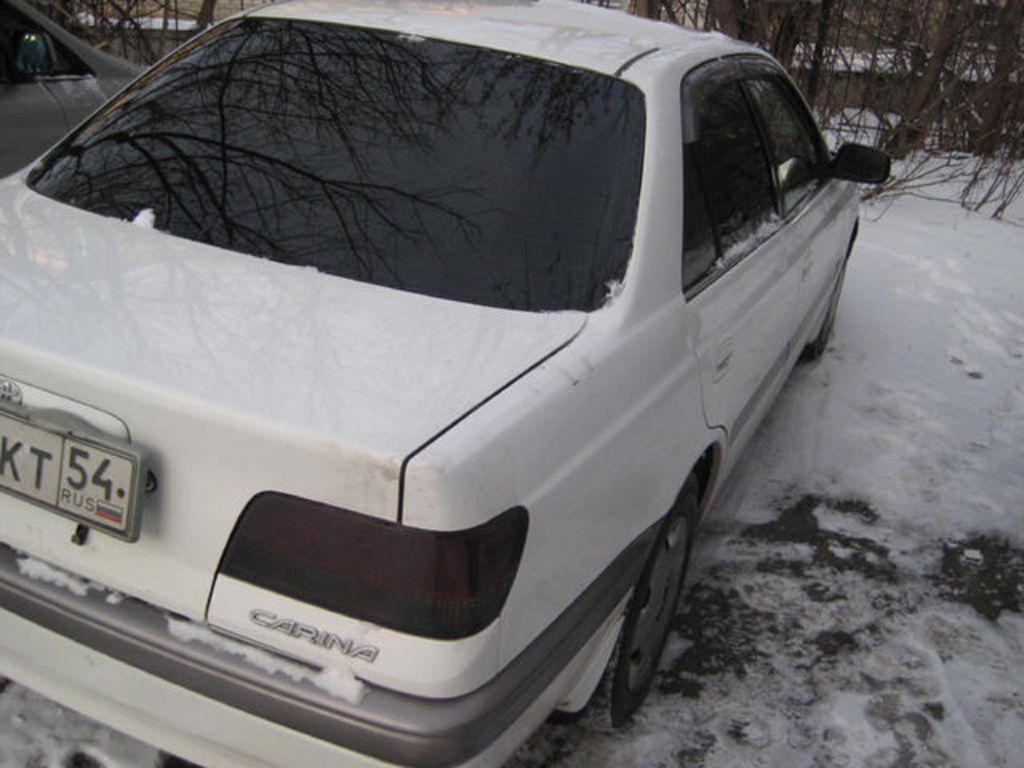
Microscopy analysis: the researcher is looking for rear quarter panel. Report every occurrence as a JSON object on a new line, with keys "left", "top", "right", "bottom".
{"left": 403, "top": 305, "right": 716, "bottom": 671}
{"left": 402, "top": 53, "right": 725, "bottom": 669}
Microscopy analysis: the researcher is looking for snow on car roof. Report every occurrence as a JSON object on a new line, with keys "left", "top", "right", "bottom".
{"left": 252, "top": 0, "right": 732, "bottom": 75}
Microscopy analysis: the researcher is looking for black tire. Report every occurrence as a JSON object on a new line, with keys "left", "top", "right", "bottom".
{"left": 802, "top": 259, "right": 848, "bottom": 362}
{"left": 803, "top": 228, "right": 857, "bottom": 362}
{"left": 609, "top": 477, "right": 697, "bottom": 726}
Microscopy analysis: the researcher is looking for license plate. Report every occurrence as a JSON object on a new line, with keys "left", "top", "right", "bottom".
{"left": 0, "top": 408, "right": 143, "bottom": 541}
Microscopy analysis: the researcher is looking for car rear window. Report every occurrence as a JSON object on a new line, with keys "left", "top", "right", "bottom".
{"left": 28, "top": 18, "right": 645, "bottom": 312}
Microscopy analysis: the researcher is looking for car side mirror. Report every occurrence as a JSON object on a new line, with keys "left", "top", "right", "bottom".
{"left": 827, "top": 143, "right": 891, "bottom": 184}
{"left": 15, "top": 31, "right": 54, "bottom": 78}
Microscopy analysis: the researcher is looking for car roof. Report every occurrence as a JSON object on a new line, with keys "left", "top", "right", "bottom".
{"left": 251, "top": 0, "right": 746, "bottom": 76}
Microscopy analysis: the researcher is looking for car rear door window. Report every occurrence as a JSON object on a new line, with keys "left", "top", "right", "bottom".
{"left": 27, "top": 18, "right": 645, "bottom": 313}
{"left": 682, "top": 72, "right": 777, "bottom": 292}
{"left": 681, "top": 147, "right": 717, "bottom": 293}
{"left": 744, "top": 76, "right": 826, "bottom": 215}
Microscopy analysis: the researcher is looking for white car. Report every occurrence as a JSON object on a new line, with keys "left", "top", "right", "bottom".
{"left": 0, "top": 1, "right": 888, "bottom": 766}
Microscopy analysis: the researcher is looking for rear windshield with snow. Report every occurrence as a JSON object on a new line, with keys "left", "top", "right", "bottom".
{"left": 28, "top": 18, "right": 645, "bottom": 312}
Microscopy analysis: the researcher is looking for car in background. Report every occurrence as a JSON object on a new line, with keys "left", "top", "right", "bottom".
{"left": 0, "top": 0, "right": 138, "bottom": 177}
{"left": 0, "top": 1, "right": 889, "bottom": 765}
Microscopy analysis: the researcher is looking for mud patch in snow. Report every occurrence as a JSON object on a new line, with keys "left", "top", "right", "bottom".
{"left": 741, "top": 494, "right": 897, "bottom": 582}
{"left": 0, "top": 680, "right": 159, "bottom": 768}
{"left": 931, "top": 535, "right": 1024, "bottom": 620}
{"left": 512, "top": 493, "right": 1024, "bottom": 768}
{"left": 657, "top": 583, "right": 783, "bottom": 700}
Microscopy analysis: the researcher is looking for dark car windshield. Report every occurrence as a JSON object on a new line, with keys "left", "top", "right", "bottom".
{"left": 29, "top": 18, "right": 645, "bottom": 312}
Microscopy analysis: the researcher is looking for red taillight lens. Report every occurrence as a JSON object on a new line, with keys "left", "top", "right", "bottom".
{"left": 218, "top": 493, "right": 528, "bottom": 640}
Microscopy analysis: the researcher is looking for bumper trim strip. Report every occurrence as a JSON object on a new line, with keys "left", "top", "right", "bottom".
{"left": 0, "top": 525, "right": 654, "bottom": 767}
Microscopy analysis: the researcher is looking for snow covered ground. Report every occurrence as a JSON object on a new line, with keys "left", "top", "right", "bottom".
{"left": 2, "top": 190, "right": 1022, "bottom": 767}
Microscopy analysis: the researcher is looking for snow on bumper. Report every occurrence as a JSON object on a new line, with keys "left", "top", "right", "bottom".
{"left": 0, "top": 537, "right": 648, "bottom": 767}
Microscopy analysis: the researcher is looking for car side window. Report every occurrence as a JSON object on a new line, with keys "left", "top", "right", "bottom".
{"left": 744, "top": 76, "right": 826, "bottom": 215}
{"left": 682, "top": 73, "right": 777, "bottom": 294}
{"left": 681, "top": 146, "right": 717, "bottom": 292}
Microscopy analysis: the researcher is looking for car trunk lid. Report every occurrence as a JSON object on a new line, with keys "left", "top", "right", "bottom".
{"left": 0, "top": 185, "right": 587, "bottom": 618}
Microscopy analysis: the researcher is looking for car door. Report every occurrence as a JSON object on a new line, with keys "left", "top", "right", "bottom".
{"left": 681, "top": 58, "right": 805, "bottom": 449}
{"left": 740, "top": 67, "right": 854, "bottom": 341}
{"left": 0, "top": 77, "right": 68, "bottom": 178}
{"left": 41, "top": 72, "right": 109, "bottom": 131}
{"left": 0, "top": 1, "right": 69, "bottom": 176}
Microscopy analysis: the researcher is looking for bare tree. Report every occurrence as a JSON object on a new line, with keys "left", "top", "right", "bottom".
{"left": 660, "top": 0, "right": 1024, "bottom": 216}
{"left": 195, "top": 0, "right": 217, "bottom": 32}
{"left": 29, "top": 0, "right": 1024, "bottom": 216}
{"left": 885, "top": 0, "right": 973, "bottom": 156}
{"left": 28, "top": 0, "right": 266, "bottom": 63}
{"left": 976, "top": 0, "right": 1024, "bottom": 156}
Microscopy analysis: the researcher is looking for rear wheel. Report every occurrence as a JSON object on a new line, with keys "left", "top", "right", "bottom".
{"left": 609, "top": 477, "right": 697, "bottom": 725}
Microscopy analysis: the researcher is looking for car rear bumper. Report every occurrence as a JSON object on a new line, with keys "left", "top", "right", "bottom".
{"left": 0, "top": 526, "right": 653, "bottom": 767}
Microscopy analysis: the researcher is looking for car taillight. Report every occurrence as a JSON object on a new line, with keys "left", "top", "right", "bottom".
{"left": 218, "top": 493, "right": 528, "bottom": 640}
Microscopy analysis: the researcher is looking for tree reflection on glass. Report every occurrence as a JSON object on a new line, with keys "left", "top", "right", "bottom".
{"left": 30, "top": 19, "right": 645, "bottom": 312}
